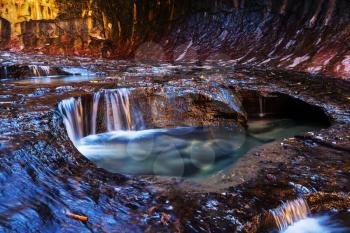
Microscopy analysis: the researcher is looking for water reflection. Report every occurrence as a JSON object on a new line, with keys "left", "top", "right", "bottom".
{"left": 77, "top": 126, "right": 244, "bottom": 177}
{"left": 75, "top": 118, "right": 324, "bottom": 178}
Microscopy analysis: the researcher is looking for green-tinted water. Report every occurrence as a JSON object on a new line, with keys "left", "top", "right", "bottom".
{"left": 76, "top": 118, "right": 324, "bottom": 178}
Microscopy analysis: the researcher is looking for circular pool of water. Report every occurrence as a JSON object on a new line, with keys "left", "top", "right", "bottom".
{"left": 59, "top": 88, "right": 329, "bottom": 178}
{"left": 74, "top": 118, "right": 324, "bottom": 178}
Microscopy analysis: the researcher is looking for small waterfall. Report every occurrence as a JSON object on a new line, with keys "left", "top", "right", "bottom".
{"left": 270, "top": 198, "right": 310, "bottom": 232}
{"left": 105, "top": 89, "right": 134, "bottom": 131}
{"left": 30, "top": 65, "right": 51, "bottom": 77}
{"left": 31, "top": 65, "right": 40, "bottom": 76}
{"left": 259, "top": 96, "right": 265, "bottom": 118}
{"left": 91, "top": 92, "right": 101, "bottom": 135}
{"left": 59, "top": 89, "right": 145, "bottom": 143}
{"left": 58, "top": 98, "right": 84, "bottom": 143}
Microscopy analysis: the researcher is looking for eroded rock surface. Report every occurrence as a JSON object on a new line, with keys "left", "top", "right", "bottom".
{"left": 0, "top": 52, "right": 349, "bottom": 232}
{"left": 1, "top": 1, "right": 350, "bottom": 78}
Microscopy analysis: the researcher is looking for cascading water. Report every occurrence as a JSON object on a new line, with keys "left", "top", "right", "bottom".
{"left": 30, "top": 65, "right": 51, "bottom": 77}
{"left": 271, "top": 198, "right": 349, "bottom": 233}
{"left": 91, "top": 92, "right": 101, "bottom": 135}
{"left": 104, "top": 89, "right": 142, "bottom": 131}
{"left": 270, "top": 198, "right": 310, "bottom": 231}
{"left": 58, "top": 97, "right": 84, "bottom": 143}
{"left": 58, "top": 88, "right": 326, "bottom": 178}
{"left": 58, "top": 88, "right": 145, "bottom": 144}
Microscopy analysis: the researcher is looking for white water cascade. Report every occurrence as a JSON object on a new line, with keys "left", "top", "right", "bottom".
{"left": 272, "top": 198, "right": 349, "bottom": 233}
{"left": 106, "top": 90, "right": 130, "bottom": 131}
{"left": 58, "top": 89, "right": 145, "bottom": 144}
{"left": 30, "top": 65, "right": 51, "bottom": 77}
{"left": 90, "top": 92, "right": 101, "bottom": 135}
{"left": 270, "top": 198, "right": 310, "bottom": 232}
{"left": 58, "top": 97, "right": 84, "bottom": 143}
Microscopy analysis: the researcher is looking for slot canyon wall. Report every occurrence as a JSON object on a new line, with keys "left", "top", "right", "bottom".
{"left": 163, "top": 0, "right": 350, "bottom": 79}
{"left": 0, "top": 0, "right": 187, "bottom": 56}
{"left": 0, "top": 0, "right": 350, "bottom": 78}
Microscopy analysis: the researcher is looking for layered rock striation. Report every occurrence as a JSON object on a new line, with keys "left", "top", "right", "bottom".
{"left": 0, "top": 0, "right": 350, "bottom": 78}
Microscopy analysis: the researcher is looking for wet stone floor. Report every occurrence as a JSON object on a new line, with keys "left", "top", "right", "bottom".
{"left": 0, "top": 52, "right": 350, "bottom": 232}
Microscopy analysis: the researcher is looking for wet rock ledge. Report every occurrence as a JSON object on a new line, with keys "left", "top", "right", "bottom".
{"left": 0, "top": 53, "right": 349, "bottom": 232}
